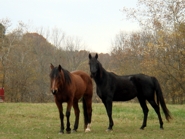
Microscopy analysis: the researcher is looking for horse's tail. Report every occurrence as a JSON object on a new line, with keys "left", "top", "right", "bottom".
{"left": 152, "top": 77, "right": 172, "bottom": 121}
{"left": 82, "top": 97, "right": 88, "bottom": 126}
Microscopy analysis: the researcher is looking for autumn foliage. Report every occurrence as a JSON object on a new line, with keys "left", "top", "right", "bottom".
{"left": 0, "top": 0, "right": 185, "bottom": 103}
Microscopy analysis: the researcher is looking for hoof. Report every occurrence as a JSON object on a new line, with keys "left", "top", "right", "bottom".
{"left": 160, "top": 127, "right": 164, "bottom": 130}
{"left": 106, "top": 128, "right": 113, "bottom": 132}
{"left": 66, "top": 130, "right": 71, "bottom": 134}
{"left": 72, "top": 129, "right": 77, "bottom": 133}
{"left": 85, "top": 128, "right": 91, "bottom": 132}
{"left": 140, "top": 125, "right": 146, "bottom": 130}
{"left": 59, "top": 130, "right": 64, "bottom": 134}
{"left": 85, "top": 123, "right": 91, "bottom": 132}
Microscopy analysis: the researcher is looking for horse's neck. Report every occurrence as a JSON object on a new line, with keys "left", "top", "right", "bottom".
{"left": 94, "top": 66, "right": 107, "bottom": 84}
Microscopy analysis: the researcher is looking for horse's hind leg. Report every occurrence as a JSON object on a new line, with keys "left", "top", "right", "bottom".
{"left": 83, "top": 96, "right": 92, "bottom": 132}
{"left": 148, "top": 100, "right": 163, "bottom": 129}
{"left": 138, "top": 97, "right": 149, "bottom": 129}
{"left": 73, "top": 101, "right": 80, "bottom": 132}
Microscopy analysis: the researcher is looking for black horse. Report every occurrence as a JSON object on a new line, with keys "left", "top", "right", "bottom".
{"left": 88, "top": 53, "right": 171, "bottom": 131}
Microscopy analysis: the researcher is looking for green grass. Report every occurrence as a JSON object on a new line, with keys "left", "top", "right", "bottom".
{"left": 0, "top": 102, "right": 185, "bottom": 139}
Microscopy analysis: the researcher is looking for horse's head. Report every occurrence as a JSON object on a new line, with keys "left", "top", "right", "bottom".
{"left": 50, "top": 64, "right": 71, "bottom": 95}
{"left": 88, "top": 53, "right": 102, "bottom": 78}
{"left": 50, "top": 64, "right": 63, "bottom": 95}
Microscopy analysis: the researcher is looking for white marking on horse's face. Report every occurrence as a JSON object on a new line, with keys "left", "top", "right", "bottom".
{"left": 51, "top": 76, "right": 59, "bottom": 95}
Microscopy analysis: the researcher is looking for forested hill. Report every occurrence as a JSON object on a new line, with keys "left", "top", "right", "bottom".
{"left": 1, "top": 0, "right": 185, "bottom": 103}
{"left": 0, "top": 27, "right": 111, "bottom": 102}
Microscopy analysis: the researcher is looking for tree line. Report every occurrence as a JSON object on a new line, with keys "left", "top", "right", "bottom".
{"left": 0, "top": 0, "right": 185, "bottom": 103}
{"left": 111, "top": 0, "right": 185, "bottom": 104}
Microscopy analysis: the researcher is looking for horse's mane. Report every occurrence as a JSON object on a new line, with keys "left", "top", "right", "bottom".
{"left": 50, "top": 66, "right": 71, "bottom": 85}
{"left": 97, "top": 60, "right": 104, "bottom": 78}
{"left": 61, "top": 68, "right": 71, "bottom": 84}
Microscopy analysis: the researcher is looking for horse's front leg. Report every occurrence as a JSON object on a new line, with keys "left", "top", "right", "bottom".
{"left": 66, "top": 101, "right": 72, "bottom": 134}
{"left": 55, "top": 101, "right": 64, "bottom": 134}
{"left": 59, "top": 110, "right": 64, "bottom": 133}
{"left": 103, "top": 98, "right": 114, "bottom": 131}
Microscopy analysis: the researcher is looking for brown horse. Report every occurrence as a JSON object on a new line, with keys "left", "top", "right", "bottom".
{"left": 50, "top": 64, "right": 93, "bottom": 134}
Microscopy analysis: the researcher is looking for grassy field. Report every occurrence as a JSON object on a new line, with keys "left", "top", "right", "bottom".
{"left": 0, "top": 102, "right": 185, "bottom": 139}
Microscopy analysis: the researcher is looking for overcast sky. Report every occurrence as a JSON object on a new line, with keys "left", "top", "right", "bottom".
{"left": 0, "top": 0, "right": 140, "bottom": 53}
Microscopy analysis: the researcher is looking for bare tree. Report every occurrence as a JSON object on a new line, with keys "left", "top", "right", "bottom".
{"left": 119, "top": 0, "right": 185, "bottom": 103}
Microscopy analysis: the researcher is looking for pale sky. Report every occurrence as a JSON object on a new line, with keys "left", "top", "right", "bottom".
{"left": 0, "top": 0, "right": 140, "bottom": 53}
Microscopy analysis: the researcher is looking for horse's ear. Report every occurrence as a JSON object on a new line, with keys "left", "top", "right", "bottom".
{"left": 88, "top": 53, "right": 92, "bottom": 59}
{"left": 58, "top": 65, "right": 62, "bottom": 72}
{"left": 95, "top": 53, "right": 98, "bottom": 59}
{"left": 50, "top": 63, "right": 54, "bottom": 69}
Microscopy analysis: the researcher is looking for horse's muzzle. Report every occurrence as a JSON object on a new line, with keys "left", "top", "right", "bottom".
{"left": 90, "top": 72, "right": 96, "bottom": 78}
{"left": 51, "top": 90, "right": 57, "bottom": 95}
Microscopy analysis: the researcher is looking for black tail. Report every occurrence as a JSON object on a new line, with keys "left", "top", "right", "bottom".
{"left": 152, "top": 77, "right": 172, "bottom": 121}
{"left": 82, "top": 97, "right": 88, "bottom": 126}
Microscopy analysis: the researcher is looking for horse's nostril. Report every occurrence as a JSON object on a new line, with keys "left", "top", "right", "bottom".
{"left": 51, "top": 90, "right": 57, "bottom": 95}
{"left": 91, "top": 72, "right": 96, "bottom": 77}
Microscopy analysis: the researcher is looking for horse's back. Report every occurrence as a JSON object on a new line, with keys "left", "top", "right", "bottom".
{"left": 72, "top": 70, "right": 92, "bottom": 84}
{"left": 72, "top": 70, "right": 93, "bottom": 95}
{"left": 129, "top": 74, "right": 154, "bottom": 88}
{"left": 102, "top": 72, "right": 138, "bottom": 101}
{"left": 129, "top": 74, "right": 155, "bottom": 98}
